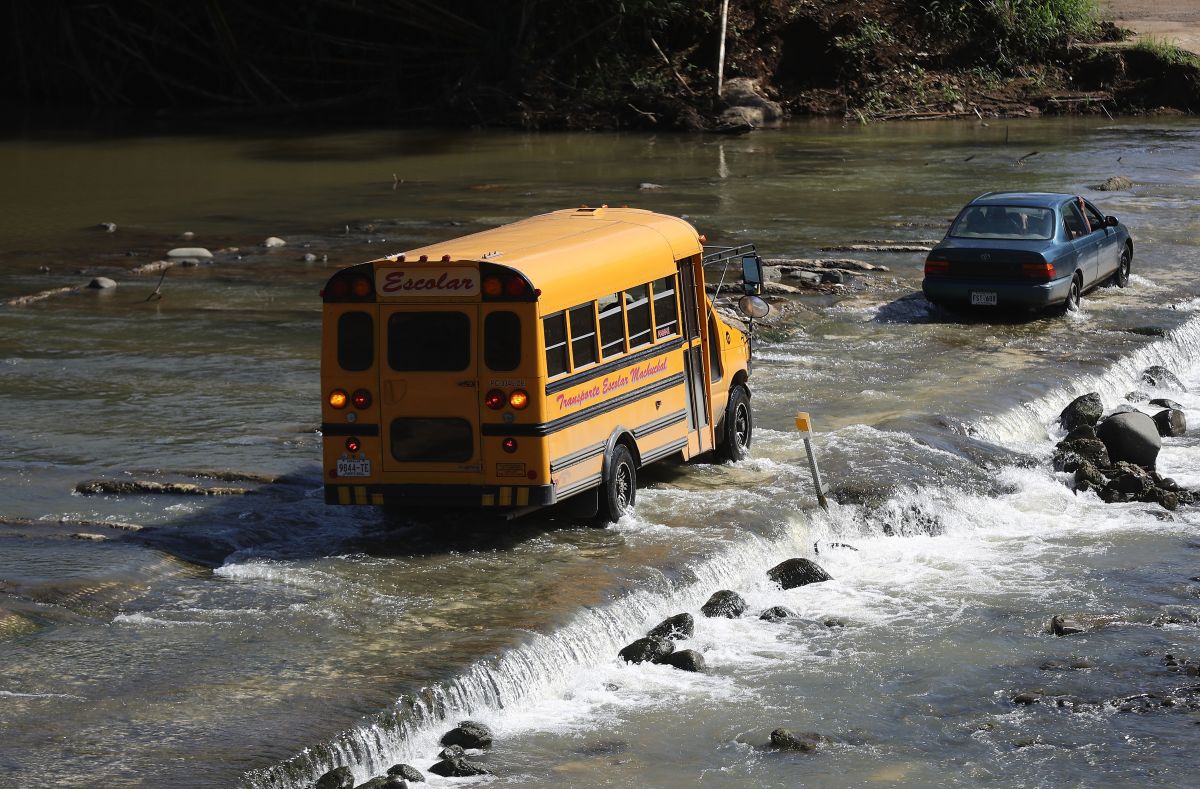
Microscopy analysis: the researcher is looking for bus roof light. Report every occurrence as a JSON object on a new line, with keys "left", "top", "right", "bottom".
{"left": 442, "top": 254, "right": 451, "bottom": 262}
{"left": 328, "top": 279, "right": 349, "bottom": 299}
{"left": 419, "top": 254, "right": 428, "bottom": 262}
{"left": 396, "top": 254, "right": 405, "bottom": 262}
{"left": 350, "top": 277, "right": 371, "bottom": 298}
{"left": 504, "top": 276, "right": 527, "bottom": 297}
{"left": 483, "top": 277, "right": 503, "bottom": 298}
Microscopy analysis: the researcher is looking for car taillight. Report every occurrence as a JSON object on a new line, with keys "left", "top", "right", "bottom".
{"left": 329, "top": 389, "right": 348, "bottom": 409}
{"left": 509, "top": 389, "right": 529, "bottom": 410}
{"left": 345, "top": 437, "right": 361, "bottom": 453}
{"left": 485, "top": 389, "right": 505, "bottom": 410}
{"left": 1022, "top": 262, "right": 1056, "bottom": 281}
{"left": 351, "top": 389, "right": 372, "bottom": 409}
{"left": 924, "top": 259, "right": 950, "bottom": 275}
{"left": 502, "top": 437, "right": 518, "bottom": 453}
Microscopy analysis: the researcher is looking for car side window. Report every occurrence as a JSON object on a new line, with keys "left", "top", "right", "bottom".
{"left": 1063, "top": 204, "right": 1089, "bottom": 239}
{"left": 1082, "top": 201, "right": 1106, "bottom": 231}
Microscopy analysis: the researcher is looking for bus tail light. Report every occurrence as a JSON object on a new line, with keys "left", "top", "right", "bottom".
{"left": 502, "top": 438, "right": 518, "bottom": 453}
{"left": 504, "top": 276, "right": 527, "bottom": 297}
{"left": 509, "top": 389, "right": 529, "bottom": 410}
{"left": 329, "top": 389, "right": 349, "bottom": 409}
{"left": 485, "top": 389, "right": 506, "bottom": 410}
{"left": 1022, "top": 262, "right": 1056, "bottom": 281}
{"left": 482, "top": 277, "right": 504, "bottom": 298}
{"left": 351, "top": 389, "right": 372, "bottom": 409}
{"left": 345, "top": 437, "right": 361, "bottom": 453}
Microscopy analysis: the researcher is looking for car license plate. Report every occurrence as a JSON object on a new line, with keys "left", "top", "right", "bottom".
{"left": 336, "top": 457, "right": 371, "bottom": 477}
{"left": 970, "top": 291, "right": 998, "bottom": 306}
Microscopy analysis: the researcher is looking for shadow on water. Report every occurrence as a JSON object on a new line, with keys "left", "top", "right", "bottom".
{"left": 874, "top": 292, "right": 1057, "bottom": 326}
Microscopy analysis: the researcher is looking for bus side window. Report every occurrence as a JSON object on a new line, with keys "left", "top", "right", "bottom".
{"left": 625, "top": 284, "right": 652, "bottom": 349}
{"left": 569, "top": 304, "right": 598, "bottom": 368}
{"left": 598, "top": 293, "right": 625, "bottom": 359}
{"left": 651, "top": 276, "right": 678, "bottom": 339}
{"left": 337, "top": 311, "right": 374, "bottom": 371}
{"left": 484, "top": 311, "right": 520, "bottom": 371}
{"left": 543, "top": 312, "right": 568, "bottom": 377}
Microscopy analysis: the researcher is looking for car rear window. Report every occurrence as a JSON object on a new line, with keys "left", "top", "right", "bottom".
{"left": 950, "top": 206, "right": 1055, "bottom": 241}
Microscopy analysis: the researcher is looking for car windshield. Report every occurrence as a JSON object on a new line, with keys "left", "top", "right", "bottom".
{"left": 949, "top": 205, "right": 1055, "bottom": 241}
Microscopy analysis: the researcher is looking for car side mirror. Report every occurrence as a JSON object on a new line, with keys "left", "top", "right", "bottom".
{"left": 1105, "top": 215, "right": 1119, "bottom": 227}
{"left": 742, "top": 254, "right": 764, "bottom": 296}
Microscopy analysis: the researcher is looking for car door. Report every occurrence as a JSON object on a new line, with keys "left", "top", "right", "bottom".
{"left": 1082, "top": 198, "right": 1119, "bottom": 279}
{"left": 1063, "top": 201, "right": 1099, "bottom": 286}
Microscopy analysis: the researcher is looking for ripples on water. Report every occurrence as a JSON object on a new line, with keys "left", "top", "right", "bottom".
{"left": 2, "top": 119, "right": 1200, "bottom": 787}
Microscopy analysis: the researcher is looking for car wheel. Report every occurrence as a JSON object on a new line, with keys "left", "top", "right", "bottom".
{"left": 716, "top": 386, "right": 753, "bottom": 462}
{"left": 597, "top": 443, "right": 636, "bottom": 524}
{"left": 1115, "top": 247, "right": 1131, "bottom": 288}
{"left": 1065, "top": 275, "right": 1082, "bottom": 312}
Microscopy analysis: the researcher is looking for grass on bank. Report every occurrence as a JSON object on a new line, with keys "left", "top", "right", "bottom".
{"left": 1133, "top": 36, "right": 1200, "bottom": 69}
{"left": 922, "top": 0, "right": 1102, "bottom": 67}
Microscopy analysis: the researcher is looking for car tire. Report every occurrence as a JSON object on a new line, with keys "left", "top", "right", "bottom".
{"left": 1065, "top": 275, "right": 1082, "bottom": 312}
{"left": 597, "top": 443, "right": 636, "bottom": 524}
{"left": 1115, "top": 247, "right": 1131, "bottom": 288}
{"left": 716, "top": 386, "right": 753, "bottom": 462}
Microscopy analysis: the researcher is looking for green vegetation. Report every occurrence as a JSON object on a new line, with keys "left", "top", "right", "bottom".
{"left": 923, "top": 0, "right": 1101, "bottom": 68}
{"left": 1133, "top": 36, "right": 1200, "bottom": 69}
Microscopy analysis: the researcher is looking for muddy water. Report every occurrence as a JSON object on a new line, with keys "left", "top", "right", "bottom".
{"left": 2, "top": 119, "right": 1200, "bottom": 788}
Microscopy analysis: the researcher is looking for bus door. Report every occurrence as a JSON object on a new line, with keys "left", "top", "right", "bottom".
{"left": 378, "top": 304, "right": 482, "bottom": 476}
{"left": 677, "top": 258, "right": 713, "bottom": 455}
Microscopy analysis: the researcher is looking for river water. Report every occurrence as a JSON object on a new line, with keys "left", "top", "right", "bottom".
{"left": 2, "top": 118, "right": 1200, "bottom": 788}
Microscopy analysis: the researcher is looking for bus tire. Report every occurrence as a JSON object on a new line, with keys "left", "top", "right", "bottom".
{"left": 597, "top": 443, "right": 637, "bottom": 523}
{"left": 717, "top": 386, "right": 752, "bottom": 462}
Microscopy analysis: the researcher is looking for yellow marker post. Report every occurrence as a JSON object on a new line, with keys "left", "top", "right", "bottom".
{"left": 795, "top": 411, "right": 829, "bottom": 510}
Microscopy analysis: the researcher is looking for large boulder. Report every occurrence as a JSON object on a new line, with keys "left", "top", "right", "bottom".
{"left": 1094, "top": 175, "right": 1133, "bottom": 191}
{"left": 354, "top": 778, "right": 406, "bottom": 789}
{"left": 662, "top": 649, "right": 707, "bottom": 673}
{"left": 768, "top": 729, "right": 826, "bottom": 752}
{"left": 618, "top": 636, "right": 675, "bottom": 664}
{"left": 700, "top": 590, "right": 747, "bottom": 618}
{"left": 1108, "top": 461, "right": 1153, "bottom": 496}
{"left": 428, "top": 757, "right": 489, "bottom": 778}
{"left": 1149, "top": 397, "right": 1183, "bottom": 410}
{"left": 440, "top": 720, "right": 493, "bottom": 750}
{"left": 759, "top": 605, "right": 797, "bottom": 622}
{"left": 1153, "top": 409, "right": 1187, "bottom": 437}
{"left": 1058, "top": 393, "right": 1103, "bottom": 432}
{"left": 1097, "top": 412, "right": 1162, "bottom": 468}
{"left": 315, "top": 767, "right": 355, "bottom": 789}
{"left": 720, "top": 77, "right": 784, "bottom": 123}
{"left": 767, "top": 558, "right": 832, "bottom": 589}
{"left": 1142, "top": 366, "right": 1185, "bottom": 391}
{"left": 648, "top": 613, "right": 694, "bottom": 640}
{"left": 386, "top": 764, "right": 424, "bottom": 782}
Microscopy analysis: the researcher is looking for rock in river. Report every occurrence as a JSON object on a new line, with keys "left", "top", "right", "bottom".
{"left": 648, "top": 612, "right": 694, "bottom": 640}
{"left": 618, "top": 636, "right": 675, "bottom": 664}
{"left": 767, "top": 558, "right": 832, "bottom": 589}
{"left": 769, "top": 728, "right": 826, "bottom": 752}
{"left": 428, "top": 756, "right": 489, "bottom": 778}
{"left": 354, "top": 778, "right": 406, "bottom": 789}
{"left": 1153, "top": 408, "right": 1187, "bottom": 438}
{"left": 1149, "top": 397, "right": 1183, "bottom": 410}
{"left": 87, "top": 277, "right": 116, "bottom": 289}
{"left": 440, "top": 720, "right": 493, "bottom": 749}
{"left": 1142, "top": 365, "right": 1185, "bottom": 391}
{"left": 700, "top": 590, "right": 747, "bottom": 618}
{"left": 663, "top": 649, "right": 707, "bottom": 673}
{"left": 1045, "top": 615, "right": 1085, "bottom": 636}
{"left": 1094, "top": 175, "right": 1132, "bottom": 191}
{"left": 386, "top": 763, "right": 424, "bottom": 782}
{"left": 1058, "top": 393, "right": 1103, "bottom": 432}
{"left": 166, "top": 247, "right": 213, "bottom": 259}
{"left": 760, "top": 605, "right": 797, "bottom": 622}
{"left": 1097, "top": 411, "right": 1161, "bottom": 468}
{"left": 315, "top": 766, "right": 355, "bottom": 789}
{"left": 263, "top": 236, "right": 287, "bottom": 248}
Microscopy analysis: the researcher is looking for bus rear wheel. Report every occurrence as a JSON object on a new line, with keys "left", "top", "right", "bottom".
{"left": 598, "top": 443, "right": 637, "bottom": 523}
{"left": 717, "top": 386, "right": 753, "bottom": 462}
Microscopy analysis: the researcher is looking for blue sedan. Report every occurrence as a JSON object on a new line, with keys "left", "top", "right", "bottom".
{"left": 922, "top": 191, "right": 1133, "bottom": 312}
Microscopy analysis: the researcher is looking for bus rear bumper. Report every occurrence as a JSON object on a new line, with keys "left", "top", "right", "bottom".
{"left": 325, "top": 483, "right": 556, "bottom": 508}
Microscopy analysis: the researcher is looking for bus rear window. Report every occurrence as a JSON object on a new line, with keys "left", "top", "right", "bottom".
{"left": 388, "top": 311, "right": 470, "bottom": 371}
{"left": 543, "top": 312, "right": 568, "bottom": 377}
{"left": 390, "top": 417, "right": 473, "bottom": 462}
{"left": 337, "top": 311, "right": 374, "bottom": 371}
{"left": 484, "top": 311, "right": 520, "bottom": 371}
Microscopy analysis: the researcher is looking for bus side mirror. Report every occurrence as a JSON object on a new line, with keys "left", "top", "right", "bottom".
{"left": 742, "top": 254, "right": 764, "bottom": 295}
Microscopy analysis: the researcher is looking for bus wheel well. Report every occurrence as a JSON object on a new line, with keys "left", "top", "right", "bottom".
{"left": 606, "top": 429, "right": 641, "bottom": 469}
{"left": 731, "top": 370, "right": 749, "bottom": 396}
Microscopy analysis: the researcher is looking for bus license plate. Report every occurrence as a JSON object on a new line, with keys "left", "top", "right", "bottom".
{"left": 336, "top": 457, "right": 371, "bottom": 477}
{"left": 970, "top": 291, "right": 998, "bottom": 306}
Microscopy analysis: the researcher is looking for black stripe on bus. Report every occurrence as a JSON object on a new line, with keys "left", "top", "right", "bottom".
{"left": 549, "top": 441, "right": 606, "bottom": 474}
{"left": 632, "top": 409, "right": 687, "bottom": 439}
{"left": 545, "top": 337, "right": 685, "bottom": 395}
{"left": 640, "top": 437, "right": 689, "bottom": 465}
{"left": 321, "top": 423, "right": 380, "bottom": 436}
{"left": 484, "top": 373, "right": 686, "bottom": 437}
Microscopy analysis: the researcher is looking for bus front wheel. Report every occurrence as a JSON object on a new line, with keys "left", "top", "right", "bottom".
{"left": 598, "top": 443, "right": 637, "bottom": 523}
{"left": 717, "top": 386, "right": 753, "bottom": 462}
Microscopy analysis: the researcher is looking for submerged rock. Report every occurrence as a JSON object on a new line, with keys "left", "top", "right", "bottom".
{"left": 1149, "top": 397, "right": 1183, "bottom": 410}
{"left": 166, "top": 247, "right": 212, "bottom": 259}
{"left": 768, "top": 728, "right": 826, "bottom": 752}
{"left": 767, "top": 558, "right": 832, "bottom": 589}
{"left": 1097, "top": 412, "right": 1161, "bottom": 468}
{"left": 618, "top": 636, "right": 675, "bottom": 664}
{"left": 759, "top": 606, "right": 797, "bottom": 622}
{"left": 1059, "top": 393, "right": 1103, "bottom": 431}
{"left": 1153, "top": 408, "right": 1187, "bottom": 437}
{"left": 648, "top": 612, "right": 694, "bottom": 640}
{"left": 440, "top": 720, "right": 493, "bottom": 749}
{"left": 354, "top": 778, "right": 406, "bottom": 789}
{"left": 437, "top": 745, "right": 464, "bottom": 761}
{"left": 1142, "top": 365, "right": 1185, "bottom": 391}
{"left": 662, "top": 649, "right": 707, "bottom": 673}
{"left": 315, "top": 766, "right": 355, "bottom": 789}
{"left": 386, "top": 764, "right": 424, "bottom": 782}
{"left": 263, "top": 236, "right": 287, "bottom": 248}
{"left": 428, "top": 757, "right": 489, "bottom": 778}
{"left": 700, "top": 590, "right": 747, "bottom": 618}
{"left": 87, "top": 277, "right": 117, "bottom": 289}
{"left": 1046, "top": 615, "right": 1085, "bottom": 636}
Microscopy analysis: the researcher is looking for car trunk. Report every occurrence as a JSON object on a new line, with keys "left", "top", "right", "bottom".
{"left": 926, "top": 242, "right": 1048, "bottom": 280}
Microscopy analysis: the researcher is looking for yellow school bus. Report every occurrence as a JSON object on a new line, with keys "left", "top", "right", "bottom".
{"left": 320, "top": 206, "right": 760, "bottom": 520}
